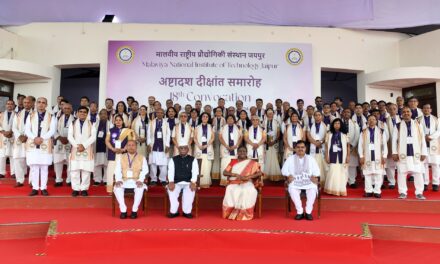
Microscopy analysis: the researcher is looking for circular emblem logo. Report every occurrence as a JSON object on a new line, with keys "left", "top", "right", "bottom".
{"left": 117, "top": 46, "right": 134, "bottom": 63}
{"left": 400, "top": 154, "right": 407, "bottom": 160}
{"left": 286, "top": 48, "right": 303, "bottom": 66}
{"left": 41, "top": 144, "right": 47, "bottom": 150}
{"left": 432, "top": 146, "right": 437, "bottom": 151}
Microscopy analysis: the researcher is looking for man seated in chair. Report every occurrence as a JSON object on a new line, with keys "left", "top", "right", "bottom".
{"left": 114, "top": 140, "right": 148, "bottom": 219}
{"left": 281, "top": 140, "right": 320, "bottom": 221}
{"left": 167, "top": 140, "right": 199, "bottom": 219}
{"left": 222, "top": 146, "right": 263, "bottom": 221}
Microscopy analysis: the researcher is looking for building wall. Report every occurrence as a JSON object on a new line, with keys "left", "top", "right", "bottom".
{"left": 2, "top": 23, "right": 407, "bottom": 107}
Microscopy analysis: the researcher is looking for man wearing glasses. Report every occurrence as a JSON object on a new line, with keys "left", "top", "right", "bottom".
{"left": 68, "top": 106, "right": 97, "bottom": 196}
{"left": 25, "top": 97, "right": 56, "bottom": 196}
{"left": 171, "top": 111, "right": 193, "bottom": 156}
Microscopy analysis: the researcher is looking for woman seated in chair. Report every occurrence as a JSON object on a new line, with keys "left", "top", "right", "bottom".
{"left": 222, "top": 146, "right": 263, "bottom": 221}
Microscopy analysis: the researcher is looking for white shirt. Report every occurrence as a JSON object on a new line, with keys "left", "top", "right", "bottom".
{"left": 167, "top": 156, "right": 199, "bottom": 184}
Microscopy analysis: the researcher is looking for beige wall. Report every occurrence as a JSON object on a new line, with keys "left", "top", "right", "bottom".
{"left": 1, "top": 23, "right": 408, "bottom": 107}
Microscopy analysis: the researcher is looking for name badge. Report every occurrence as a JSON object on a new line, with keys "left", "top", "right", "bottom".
{"left": 63, "top": 127, "right": 69, "bottom": 135}
{"left": 115, "top": 140, "right": 122, "bottom": 149}
{"left": 229, "top": 133, "right": 234, "bottom": 139}
{"left": 201, "top": 136, "right": 207, "bottom": 143}
{"left": 313, "top": 136, "right": 320, "bottom": 141}
{"left": 157, "top": 131, "right": 163, "bottom": 139}
{"left": 310, "top": 148, "right": 316, "bottom": 154}
{"left": 407, "top": 137, "right": 413, "bottom": 144}
{"left": 127, "top": 169, "right": 133, "bottom": 179}
{"left": 332, "top": 144, "right": 340, "bottom": 152}
{"left": 253, "top": 139, "right": 259, "bottom": 144}
{"left": 368, "top": 143, "right": 375, "bottom": 151}
{"left": 97, "top": 131, "right": 104, "bottom": 138}
{"left": 292, "top": 136, "right": 298, "bottom": 142}
{"left": 140, "top": 130, "right": 145, "bottom": 137}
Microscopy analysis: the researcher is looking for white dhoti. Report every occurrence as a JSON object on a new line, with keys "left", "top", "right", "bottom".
{"left": 397, "top": 157, "right": 425, "bottom": 195}
{"left": 167, "top": 183, "right": 195, "bottom": 214}
{"left": 93, "top": 152, "right": 107, "bottom": 183}
{"left": 13, "top": 158, "right": 26, "bottom": 184}
{"left": 70, "top": 170, "right": 91, "bottom": 191}
{"left": 149, "top": 151, "right": 168, "bottom": 182}
{"left": 198, "top": 154, "right": 212, "bottom": 188}
{"left": 30, "top": 165, "right": 48, "bottom": 190}
{"left": 288, "top": 184, "right": 317, "bottom": 214}
{"left": 348, "top": 152, "right": 359, "bottom": 185}
{"left": 114, "top": 185, "right": 145, "bottom": 213}
{"left": 386, "top": 158, "right": 397, "bottom": 186}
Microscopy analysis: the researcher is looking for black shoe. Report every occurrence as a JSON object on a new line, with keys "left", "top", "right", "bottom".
{"left": 161, "top": 181, "right": 168, "bottom": 187}
{"left": 433, "top": 185, "right": 439, "bottom": 192}
{"left": 305, "top": 214, "right": 313, "bottom": 221}
{"left": 294, "top": 214, "right": 304, "bottom": 220}
{"left": 424, "top": 184, "right": 428, "bottom": 191}
{"left": 93, "top": 181, "right": 100, "bottom": 186}
{"left": 72, "top": 190, "right": 79, "bottom": 197}
{"left": 374, "top": 193, "right": 382, "bottom": 198}
{"left": 29, "top": 189, "right": 38, "bottom": 196}
{"left": 54, "top": 182, "right": 63, "bottom": 187}
{"left": 408, "top": 176, "right": 414, "bottom": 182}
{"left": 11, "top": 174, "right": 15, "bottom": 179}
{"left": 167, "top": 212, "right": 179, "bottom": 218}
{"left": 388, "top": 185, "right": 395, "bottom": 189}
{"left": 182, "top": 213, "right": 193, "bottom": 219}
{"left": 14, "top": 183, "right": 24, "bottom": 188}
{"left": 130, "top": 212, "right": 138, "bottom": 219}
{"left": 67, "top": 182, "right": 71, "bottom": 187}
{"left": 120, "top": 212, "right": 127, "bottom": 219}
{"left": 149, "top": 181, "right": 157, "bottom": 186}
{"left": 0, "top": 174, "right": 4, "bottom": 178}
{"left": 363, "top": 192, "right": 373, "bottom": 198}
{"left": 81, "top": 190, "right": 88, "bottom": 196}
{"left": 349, "top": 183, "right": 357, "bottom": 189}
{"left": 41, "top": 189, "right": 49, "bottom": 196}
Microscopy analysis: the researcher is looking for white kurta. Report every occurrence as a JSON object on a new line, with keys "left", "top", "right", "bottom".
{"left": 282, "top": 154, "right": 321, "bottom": 190}
{"left": 171, "top": 122, "right": 192, "bottom": 155}
{"left": 148, "top": 118, "right": 171, "bottom": 165}
{"left": 12, "top": 109, "right": 33, "bottom": 159}
{"left": 25, "top": 111, "right": 57, "bottom": 165}
{"left": 358, "top": 127, "right": 388, "bottom": 175}
{"left": 68, "top": 119, "right": 97, "bottom": 172}
{"left": 53, "top": 114, "right": 74, "bottom": 164}
{"left": 392, "top": 120, "right": 428, "bottom": 174}
{"left": 418, "top": 115, "right": 440, "bottom": 164}
{"left": 245, "top": 125, "right": 266, "bottom": 164}
{"left": 0, "top": 111, "right": 15, "bottom": 157}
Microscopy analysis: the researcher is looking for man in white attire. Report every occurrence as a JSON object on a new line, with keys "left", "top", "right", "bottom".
{"left": 114, "top": 140, "right": 148, "bottom": 219}
{"left": 167, "top": 140, "right": 199, "bottom": 219}
{"left": 392, "top": 107, "right": 427, "bottom": 200}
{"left": 25, "top": 97, "right": 56, "bottom": 196}
{"left": 282, "top": 140, "right": 320, "bottom": 221}
{"left": 12, "top": 97, "right": 33, "bottom": 187}
{"left": 68, "top": 106, "right": 97, "bottom": 197}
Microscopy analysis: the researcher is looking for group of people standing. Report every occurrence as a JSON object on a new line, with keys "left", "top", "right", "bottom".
{"left": 1, "top": 93, "right": 437, "bottom": 220}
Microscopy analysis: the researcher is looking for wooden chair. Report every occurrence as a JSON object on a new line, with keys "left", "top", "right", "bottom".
{"left": 112, "top": 187, "right": 148, "bottom": 217}
{"left": 285, "top": 176, "right": 321, "bottom": 218}
{"left": 163, "top": 159, "right": 203, "bottom": 217}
